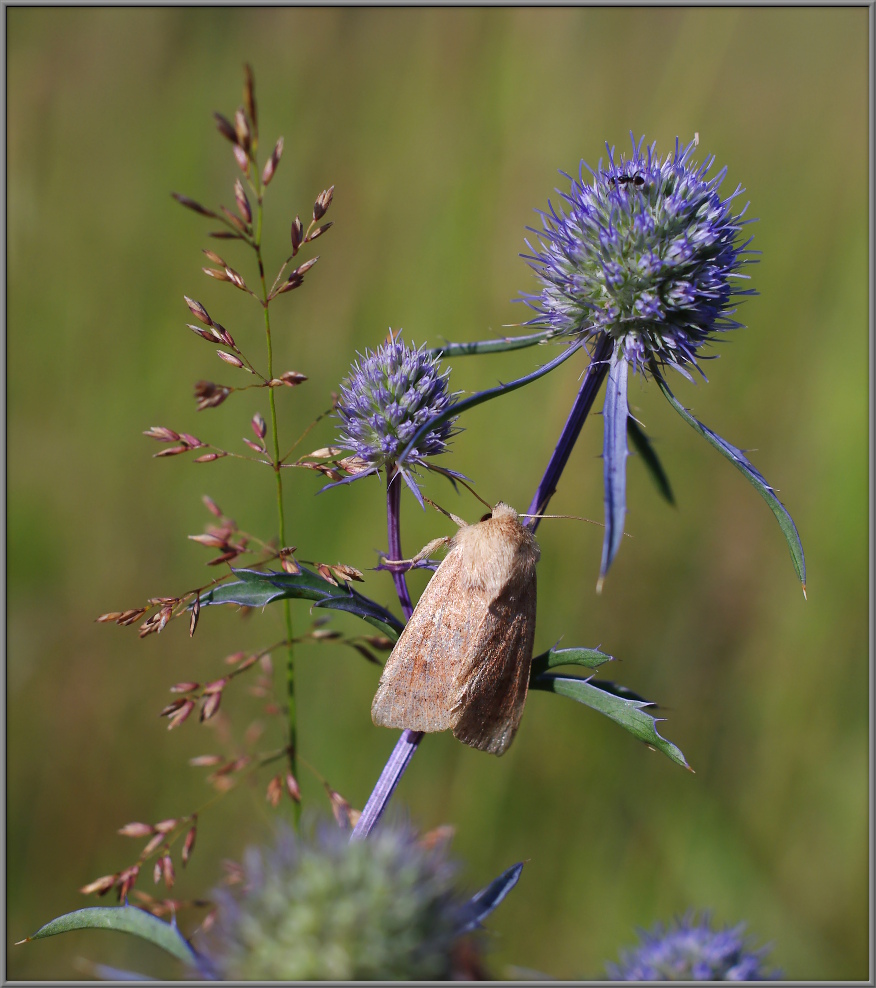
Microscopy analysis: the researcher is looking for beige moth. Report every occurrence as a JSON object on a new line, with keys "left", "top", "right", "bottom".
{"left": 371, "top": 502, "right": 539, "bottom": 756}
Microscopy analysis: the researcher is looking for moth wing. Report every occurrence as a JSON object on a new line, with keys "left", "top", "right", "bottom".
{"left": 450, "top": 578, "right": 537, "bottom": 756}
{"left": 371, "top": 550, "right": 476, "bottom": 734}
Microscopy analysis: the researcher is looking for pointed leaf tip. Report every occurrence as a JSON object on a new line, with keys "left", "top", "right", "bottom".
{"left": 600, "top": 354, "right": 629, "bottom": 583}
{"left": 456, "top": 861, "right": 524, "bottom": 936}
{"left": 656, "top": 376, "right": 806, "bottom": 589}
{"left": 25, "top": 906, "right": 198, "bottom": 966}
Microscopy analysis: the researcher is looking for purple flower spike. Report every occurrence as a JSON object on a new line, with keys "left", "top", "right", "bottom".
{"left": 335, "top": 334, "right": 460, "bottom": 503}
{"left": 522, "top": 133, "right": 756, "bottom": 378}
{"left": 521, "top": 136, "right": 803, "bottom": 591}
{"left": 606, "top": 911, "right": 780, "bottom": 981}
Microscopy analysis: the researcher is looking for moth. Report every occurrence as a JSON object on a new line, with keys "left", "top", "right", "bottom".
{"left": 371, "top": 502, "right": 539, "bottom": 756}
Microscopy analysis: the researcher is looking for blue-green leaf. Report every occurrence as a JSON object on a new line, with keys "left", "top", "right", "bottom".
{"left": 400, "top": 340, "right": 584, "bottom": 466}
{"left": 529, "top": 644, "right": 614, "bottom": 680}
{"left": 22, "top": 906, "right": 198, "bottom": 967}
{"left": 532, "top": 673, "right": 690, "bottom": 770}
{"left": 198, "top": 567, "right": 404, "bottom": 640}
{"left": 656, "top": 376, "right": 806, "bottom": 594}
{"left": 627, "top": 416, "right": 675, "bottom": 505}
{"left": 455, "top": 862, "right": 524, "bottom": 936}
{"left": 427, "top": 329, "right": 557, "bottom": 358}
{"left": 599, "top": 354, "right": 629, "bottom": 589}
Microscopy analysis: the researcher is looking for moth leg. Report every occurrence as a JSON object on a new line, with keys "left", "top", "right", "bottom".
{"left": 382, "top": 536, "right": 452, "bottom": 568}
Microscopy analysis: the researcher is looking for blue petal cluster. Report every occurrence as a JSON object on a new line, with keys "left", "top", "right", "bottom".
{"left": 335, "top": 336, "right": 458, "bottom": 496}
{"left": 523, "top": 135, "right": 756, "bottom": 379}
{"left": 606, "top": 913, "right": 778, "bottom": 981}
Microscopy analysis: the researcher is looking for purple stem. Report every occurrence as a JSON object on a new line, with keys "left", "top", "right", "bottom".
{"left": 351, "top": 339, "right": 612, "bottom": 840}
{"left": 525, "top": 335, "right": 612, "bottom": 532}
{"left": 350, "top": 468, "right": 422, "bottom": 840}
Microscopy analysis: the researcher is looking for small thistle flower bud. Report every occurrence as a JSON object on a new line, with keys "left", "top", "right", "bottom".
{"left": 182, "top": 824, "right": 197, "bottom": 866}
{"left": 194, "top": 381, "right": 232, "bottom": 411}
{"left": 167, "top": 699, "right": 196, "bottom": 729}
{"left": 243, "top": 64, "right": 257, "bottom": 141}
{"left": 266, "top": 774, "right": 283, "bottom": 807}
{"left": 161, "top": 854, "right": 175, "bottom": 889}
{"left": 233, "top": 143, "right": 249, "bottom": 174}
{"left": 171, "top": 193, "right": 218, "bottom": 219}
{"left": 117, "top": 822, "right": 155, "bottom": 838}
{"left": 292, "top": 255, "right": 319, "bottom": 276}
{"left": 284, "top": 772, "right": 301, "bottom": 803}
{"left": 200, "top": 690, "right": 222, "bottom": 721}
{"left": 169, "top": 682, "right": 200, "bottom": 694}
{"left": 217, "top": 350, "right": 244, "bottom": 369}
{"left": 335, "top": 336, "right": 458, "bottom": 496}
{"left": 276, "top": 273, "right": 304, "bottom": 295}
{"left": 220, "top": 205, "right": 249, "bottom": 234}
{"left": 213, "top": 112, "right": 237, "bottom": 144}
{"left": 195, "top": 820, "right": 469, "bottom": 981}
{"left": 189, "top": 754, "right": 223, "bottom": 767}
{"left": 313, "top": 185, "right": 334, "bottom": 221}
{"left": 143, "top": 426, "right": 180, "bottom": 443}
{"left": 202, "top": 495, "right": 223, "bottom": 517}
{"left": 306, "top": 220, "right": 333, "bottom": 243}
{"left": 262, "top": 137, "right": 284, "bottom": 187}
{"left": 279, "top": 370, "right": 308, "bottom": 386}
{"left": 523, "top": 135, "right": 755, "bottom": 379}
{"left": 606, "top": 913, "right": 779, "bottom": 981}
{"left": 290, "top": 216, "right": 304, "bottom": 253}
{"left": 234, "top": 107, "right": 251, "bottom": 153}
{"left": 184, "top": 296, "right": 213, "bottom": 327}
{"left": 234, "top": 179, "right": 252, "bottom": 225}
{"left": 80, "top": 874, "right": 118, "bottom": 897}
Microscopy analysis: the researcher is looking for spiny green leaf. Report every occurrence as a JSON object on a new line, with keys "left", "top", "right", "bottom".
{"left": 656, "top": 376, "right": 806, "bottom": 594}
{"left": 627, "top": 415, "right": 675, "bottom": 505}
{"left": 21, "top": 906, "right": 198, "bottom": 967}
{"left": 530, "top": 644, "right": 614, "bottom": 680}
{"left": 532, "top": 673, "right": 690, "bottom": 770}
{"left": 198, "top": 567, "right": 404, "bottom": 640}
{"left": 400, "top": 340, "right": 584, "bottom": 465}
{"left": 427, "top": 329, "right": 557, "bottom": 358}
{"left": 599, "top": 354, "right": 630, "bottom": 588}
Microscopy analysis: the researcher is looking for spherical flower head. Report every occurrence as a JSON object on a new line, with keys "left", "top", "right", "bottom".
{"left": 606, "top": 912, "right": 779, "bottom": 981}
{"left": 523, "top": 135, "right": 756, "bottom": 378}
{"left": 195, "top": 819, "right": 465, "bottom": 981}
{"left": 336, "top": 335, "right": 457, "bottom": 478}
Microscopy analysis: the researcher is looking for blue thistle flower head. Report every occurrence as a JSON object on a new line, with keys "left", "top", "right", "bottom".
{"left": 335, "top": 334, "right": 460, "bottom": 501}
{"left": 195, "top": 818, "right": 471, "bottom": 981}
{"left": 606, "top": 912, "right": 779, "bottom": 981}
{"left": 522, "top": 134, "right": 756, "bottom": 380}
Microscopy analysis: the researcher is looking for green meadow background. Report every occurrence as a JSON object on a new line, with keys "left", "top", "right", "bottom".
{"left": 7, "top": 7, "right": 870, "bottom": 981}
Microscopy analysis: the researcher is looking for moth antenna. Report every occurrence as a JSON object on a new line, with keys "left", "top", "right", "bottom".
{"left": 422, "top": 496, "right": 467, "bottom": 529}
{"left": 427, "top": 467, "right": 492, "bottom": 512}
{"left": 518, "top": 513, "right": 632, "bottom": 537}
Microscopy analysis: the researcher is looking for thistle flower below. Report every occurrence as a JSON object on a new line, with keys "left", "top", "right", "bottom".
{"left": 605, "top": 912, "right": 779, "bottom": 981}
{"left": 334, "top": 335, "right": 460, "bottom": 504}
{"left": 195, "top": 819, "right": 470, "bottom": 981}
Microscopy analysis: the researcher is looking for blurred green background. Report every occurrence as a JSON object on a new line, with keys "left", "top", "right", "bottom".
{"left": 7, "top": 7, "right": 870, "bottom": 981}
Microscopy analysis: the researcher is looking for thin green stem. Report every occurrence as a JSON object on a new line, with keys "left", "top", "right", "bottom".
{"left": 254, "top": 171, "right": 299, "bottom": 822}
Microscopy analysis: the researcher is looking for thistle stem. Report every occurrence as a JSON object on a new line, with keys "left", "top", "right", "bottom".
{"left": 525, "top": 335, "right": 612, "bottom": 531}
{"left": 352, "top": 341, "right": 611, "bottom": 840}
{"left": 350, "top": 468, "right": 421, "bottom": 840}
